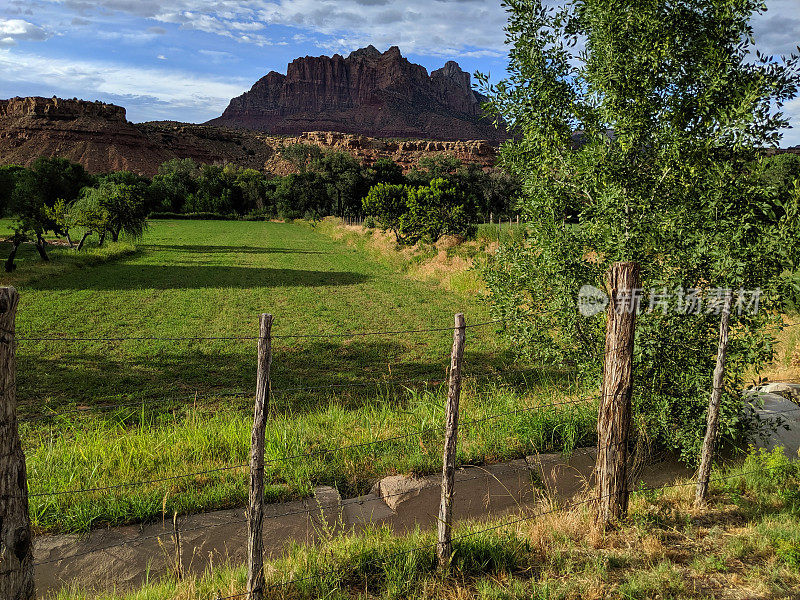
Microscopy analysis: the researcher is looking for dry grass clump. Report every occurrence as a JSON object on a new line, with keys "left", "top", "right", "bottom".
{"left": 316, "top": 217, "right": 498, "bottom": 294}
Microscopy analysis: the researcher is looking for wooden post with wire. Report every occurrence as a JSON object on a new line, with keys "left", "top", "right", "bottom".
{"left": 695, "top": 291, "right": 733, "bottom": 507}
{"left": 247, "top": 313, "right": 273, "bottom": 600}
{"left": 437, "top": 312, "right": 466, "bottom": 568}
{"left": 595, "top": 262, "right": 640, "bottom": 528}
{"left": 0, "top": 287, "right": 35, "bottom": 599}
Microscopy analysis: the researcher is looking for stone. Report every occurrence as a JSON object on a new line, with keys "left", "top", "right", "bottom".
{"left": 759, "top": 382, "right": 800, "bottom": 402}
{"left": 371, "top": 474, "right": 436, "bottom": 512}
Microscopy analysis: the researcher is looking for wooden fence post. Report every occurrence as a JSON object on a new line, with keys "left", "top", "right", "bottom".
{"left": 437, "top": 313, "right": 466, "bottom": 568}
{"left": 596, "top": 262, "right": 640, "bottom": 528}
{"left": 695, "top": 291, "right": 733, "bottom": 507}
{"left": 247, "top": 313, "right": 273, "bottom": 600}
{"left": 0, "top": 287, "right": 35, "bottom": 599}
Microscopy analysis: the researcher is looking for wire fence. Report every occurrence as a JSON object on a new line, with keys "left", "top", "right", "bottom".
{"left": 2, "top": 303, "right": 799, "bottom": 599}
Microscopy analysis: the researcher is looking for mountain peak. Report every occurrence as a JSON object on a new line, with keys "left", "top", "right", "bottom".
{"left": 348, "top": 45, "right": 382, "bottom": 60}
{"left": 207, "top": 48, "right": 504, "bottom": 141}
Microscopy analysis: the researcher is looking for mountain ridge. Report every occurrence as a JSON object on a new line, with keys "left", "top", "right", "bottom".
{"left": 207, "top": 45, "right": 505, "bottom": 141}
{"left": 0, "top": 96, "right": 499, "bottom": 176}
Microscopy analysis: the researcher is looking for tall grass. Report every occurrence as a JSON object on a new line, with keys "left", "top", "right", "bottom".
{"left": 26, "top": 378, "right": 598, "bottom": 532}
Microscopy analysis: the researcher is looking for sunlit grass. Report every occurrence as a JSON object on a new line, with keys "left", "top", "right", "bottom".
{"left": 2, "top": 219, "right": 595, "bottom": 533}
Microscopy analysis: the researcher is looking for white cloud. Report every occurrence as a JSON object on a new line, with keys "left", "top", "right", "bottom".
{"left": 779, "top": 97, "right": 800, "bottom": 147}
{"left": 95, "top": 29, "right": 160, "bottom": 43}
{"left": 31, "top": 0, "right": 799, "bottom": 61}
{"left": 0, "top": 18, "right": 48, "bottom": 45}
{"left": 0, "top": 47, "right": 248, "bottom": 119}
{"left": 752, "top": 0, "right": 800, "bottom": 57}
{"left": 32, "top": 0, "right": 509, "bottom": 56}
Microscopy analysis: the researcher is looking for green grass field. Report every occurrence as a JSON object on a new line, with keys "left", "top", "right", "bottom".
{"left": 1, "top": 220, "right": 595, "bottom": 533}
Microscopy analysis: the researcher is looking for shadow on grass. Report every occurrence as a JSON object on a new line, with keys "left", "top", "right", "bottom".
{"left": 16, "top": 340, "right": 576, "bottom": 420}
{"left": 26, "top": 264, "right": 369, "bottom": 290}
{"left": 141, "top": 244, "right": 331, "bottom": 255}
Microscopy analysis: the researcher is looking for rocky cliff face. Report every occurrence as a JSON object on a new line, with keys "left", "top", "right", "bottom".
{"left": 267, "top": 131, "right": 496, "bottom": 175}
{"left": 208, "top": 46, "right": 503, "bottom": 141}
{"left": 0, "top": 96, "right": 172, "bottom": 174}
{"left": 0, "top": 97, "right": 498, "bottom": 176}
{"left": 0, "top": 97, "right": 127, "bottom": 121}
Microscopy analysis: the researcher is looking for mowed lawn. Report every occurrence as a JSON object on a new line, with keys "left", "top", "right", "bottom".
{"left": 1, "top": 220, "right": 594, "bottom": 533}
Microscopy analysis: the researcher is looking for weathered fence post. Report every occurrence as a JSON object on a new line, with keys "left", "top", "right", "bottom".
{"left": 247, "top": 313, "right": 273, "bottom": 600}
{"left": 596, "top": 262, "right": 640, "bottom": 528}
{"left": 695, "top": 291, "right": 733, "bottom": 507}
{"left": 0, "top": 287, "right": 35, "bottom": 599}
{"left": 437, "top": 313, "right": 466, "bottom": 568}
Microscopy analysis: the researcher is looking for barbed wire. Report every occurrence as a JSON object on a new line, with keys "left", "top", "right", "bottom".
{"left": 20, "top": 395, "right": 601, "bottom": 500}
{"left": 13, "top": 318, "right": 509, "bottom": 344}
{"left": 19, "top": 391, "right": 794, "bottom": 501}
{"left": 34, "top": 444, "right": 779, "bottom": 570}
{"left": 33, "top": 462, "right": 540, "bottom": 567}
{"left": 17, "top": 376, "right": 449, "bottom": 423}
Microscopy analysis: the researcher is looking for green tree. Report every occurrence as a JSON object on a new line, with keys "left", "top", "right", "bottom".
{"left": 44, "top": 199, "right": 76, "bottom": 246}
{"left": 313, "top": 151, "right": 368, "bottom": 216}
{"left": 80, "top": 181, "right": 148, "bottom": 244}
{"left": 281, "top": 144, "right": 323, "bottom": 173}
{"left": 70, "top": 192, "right": 110, "bottom": 250}
{"left": 362, "top": 183, "right": 410, "bottom": 242}
{"left": 369, "top": 157, "right": 405, "bottom": 186}
{"left": 400, "top": 178, "right": 477, "bottom": 244}
{"left": 7, "top": 157, "right": 92, "bottom": 264}
{"left": 235, "top": 168, "right": 271, "bottom": 214}
{"left": 479, "top": 0, "right": 800, "bottom": 461}
{"left": 150, "top": 159, "right": 199, "bottom": 212}
{"left": 0, "top": 165, "right": 25, "bottom": 217}
{"left": 273, "top": 172, "right": 328, "bottom": 220}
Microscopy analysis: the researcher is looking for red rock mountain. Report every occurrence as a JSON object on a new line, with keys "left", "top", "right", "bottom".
{"left": 0, "top": 97, "right": 173, "bottom": 174}
{"left": 0, "top": 97, "right": 498, "bottom": 176}
{"left": 208, "top": 46, "right": 504, "bottom": 141}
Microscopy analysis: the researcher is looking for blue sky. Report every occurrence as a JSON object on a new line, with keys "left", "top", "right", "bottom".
{"left": 0, "top": 0, "right": 798, "bottom": 145}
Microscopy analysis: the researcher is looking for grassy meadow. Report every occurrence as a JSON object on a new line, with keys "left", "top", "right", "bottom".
{"left": 1, "top": 219, "right": 595, "bottom": 533}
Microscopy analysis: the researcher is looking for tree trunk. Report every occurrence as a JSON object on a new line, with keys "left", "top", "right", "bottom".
{"left": 35, "top": 235, "right": 49, "bottom": 262}
{"left": 695, "top": 291, "right": 733, "bottom": 507}
{"left": 0, "top": 287, "right": 36, "bottom": 599}
{"left": 77, "top": 231, "right": 91, "bottom": 252}
{"left": 98, "top": 231, "right": 106, "bottom": 247}
{"left": 111, "top": 229, "right": 120, "bottom": 243}
{"left": 65, "top": 231, "right": 74, "bottom": 248}
{"left": 4, "top": 242, "right": 20, "bottom": 273}
{"left": 595, "top": 261, "right": 640, "bottom": 528}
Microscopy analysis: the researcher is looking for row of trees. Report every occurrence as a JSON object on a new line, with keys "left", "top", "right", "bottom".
{"left": 149, "top": 149, "right": 518, "bottom": 222}
{"left": 0, "top": 159, "right": 151, "bottom": 271}
{"left": 0, "top": 150, "right": 520, "bottom": 269}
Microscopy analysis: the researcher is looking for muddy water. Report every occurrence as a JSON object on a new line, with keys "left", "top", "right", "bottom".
{"left": 34, "top": 450, "right": 693, "bottom": 597}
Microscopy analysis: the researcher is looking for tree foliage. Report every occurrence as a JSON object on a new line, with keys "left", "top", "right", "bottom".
{"left": 363, "top": 178, "right": 477, "bottom": 244}
{"left": 478, "top": 0, "right": 800, "bottom": 461}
